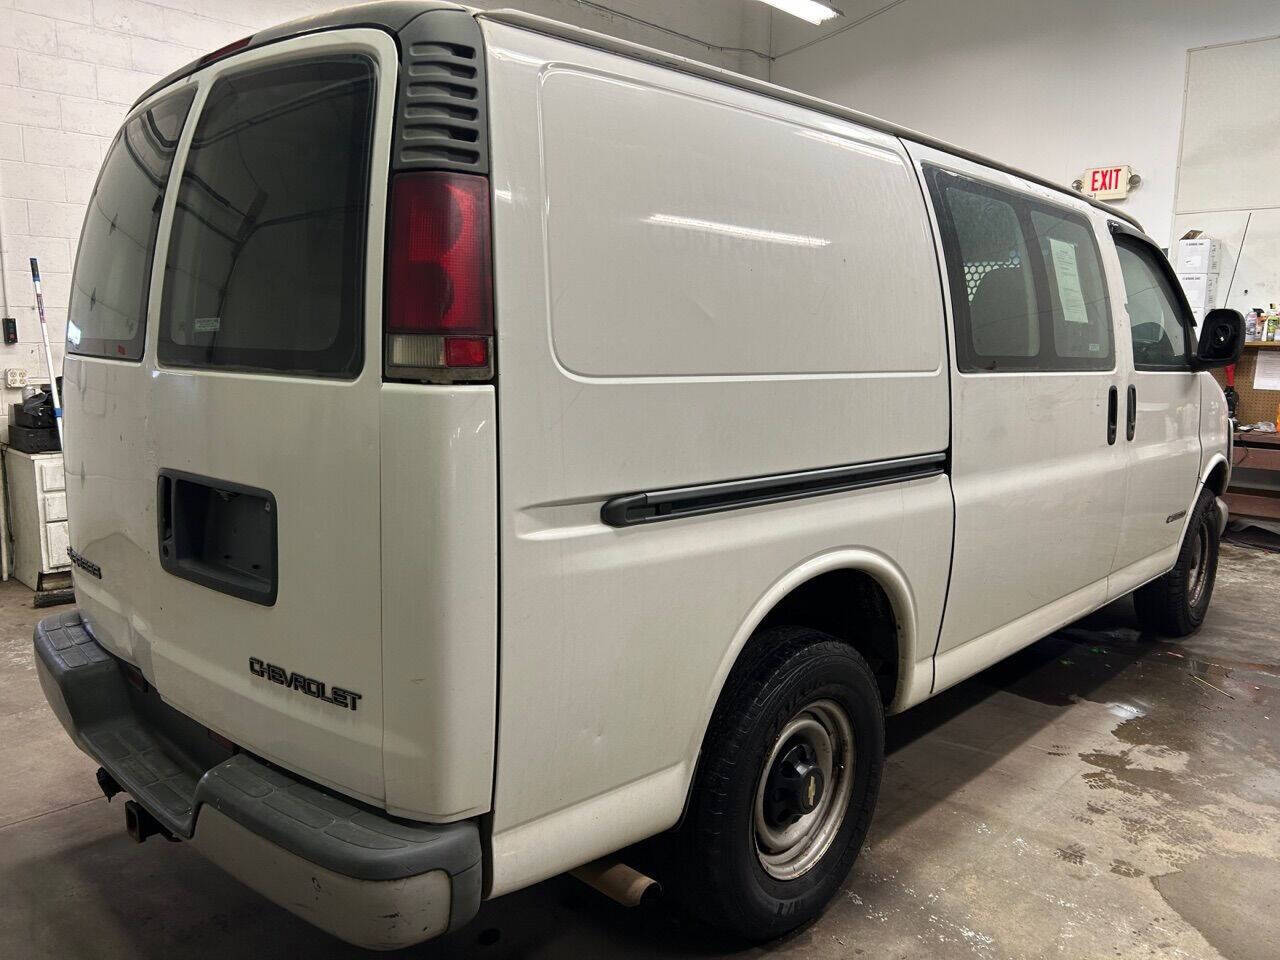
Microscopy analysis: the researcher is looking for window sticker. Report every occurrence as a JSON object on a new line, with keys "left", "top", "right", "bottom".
{"left": 1049, "top": 238, "right": 1090, "bottom": 324}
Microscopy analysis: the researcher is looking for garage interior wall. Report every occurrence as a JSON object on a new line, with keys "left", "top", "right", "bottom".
{"left": 0, "top": 0, "right": 769, "bottom": 430}
{"left": 1172, "top": 35, "right": 1280, "bottom": 315}
{"left": 768, "top": 0, "right": 1280, "bottom": 247}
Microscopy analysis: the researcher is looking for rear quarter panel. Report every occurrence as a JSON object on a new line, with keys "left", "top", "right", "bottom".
{"left": 482, "top": 22, "right": 952, "bottom": 894}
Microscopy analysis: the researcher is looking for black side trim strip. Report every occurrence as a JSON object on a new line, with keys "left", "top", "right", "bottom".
{"left": 601, "top": 453, "right": 948, "bottom": 527}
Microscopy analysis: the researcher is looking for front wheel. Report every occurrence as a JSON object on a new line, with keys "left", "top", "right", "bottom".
{"left": 669, "top": 628, "right": 884, "bottom": 941}
{"left": 1133, "top": 488, "right": 1220, "bottom": 637}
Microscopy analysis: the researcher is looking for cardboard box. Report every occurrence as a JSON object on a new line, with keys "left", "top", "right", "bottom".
{"left": 1177, "top": 272, "right": 1218, "bottom": 324}
{"left": 1175, "top": 235, "right": 1222, "bottom": 275}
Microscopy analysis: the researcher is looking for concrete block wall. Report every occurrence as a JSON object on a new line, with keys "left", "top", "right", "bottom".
{"left": 0, "top": 0, "right": 768, "bottom": 431}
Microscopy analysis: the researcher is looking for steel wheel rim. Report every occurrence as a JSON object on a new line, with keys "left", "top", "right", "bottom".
{"left": 753, "top": 699, "right": 855, "bottom": 881}
{"left": 1188, "top": 521, "right": 1210, "bottom": 608}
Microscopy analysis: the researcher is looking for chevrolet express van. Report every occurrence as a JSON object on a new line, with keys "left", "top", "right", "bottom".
{"left": 35, "top": 1, "right": 1244, "bottom": 950}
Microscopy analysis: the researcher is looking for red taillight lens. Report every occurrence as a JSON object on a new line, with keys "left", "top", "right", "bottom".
{"left": 386, "top": 171, "right": 494, "bottom": 379}
{"left": 388, "top": 172, "right": 492, "bottom": 335}
{"left": 443, "top": 336, "right": 488, "bottom": 367}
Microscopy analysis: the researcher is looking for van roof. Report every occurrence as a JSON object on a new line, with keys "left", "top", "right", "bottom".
{"left": 133, "top": 0, "right": 1142, "bottom": 233}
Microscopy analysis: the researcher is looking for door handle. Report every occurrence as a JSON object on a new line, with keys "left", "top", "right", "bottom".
{"left": 1107, "top": 385, "right": 1118, "bottom": 445}
{"left": 1126, "top": 385, "right": 1137, "bottom": 441}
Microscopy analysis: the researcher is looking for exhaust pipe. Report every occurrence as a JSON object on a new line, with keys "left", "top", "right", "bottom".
{"left": 570, "top": 857, "right": 661, "bottom": 907}
{"left": 123, "top": 799, "right": 174, "bottom": 844}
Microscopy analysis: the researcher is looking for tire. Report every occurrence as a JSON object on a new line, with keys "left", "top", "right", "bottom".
{"left": 669, "top": 626, "right": 884, "bottom": 942}
{"left": 1133, "top": 488, "right": 1220, "bottom": 637}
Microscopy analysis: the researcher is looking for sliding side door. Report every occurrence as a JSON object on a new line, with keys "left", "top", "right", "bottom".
{"left": 910, "top": 146, "right": 1129, "bottom": 690}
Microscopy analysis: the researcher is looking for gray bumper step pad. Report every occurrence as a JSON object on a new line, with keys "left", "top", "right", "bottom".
{"left": 34, "top": 610, "right": 482, "bottom": 925}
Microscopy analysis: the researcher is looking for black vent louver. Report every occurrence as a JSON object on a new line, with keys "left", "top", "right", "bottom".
{"left": 394, "top": 10, "right": 489, "bottom": 174}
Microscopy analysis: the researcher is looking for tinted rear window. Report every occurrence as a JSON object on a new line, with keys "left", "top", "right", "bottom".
{"left": 67, "top": 89, "right": 195, "bottom": 360}
{"left": 158, "top": 56, "right": 374, "bottom": 377}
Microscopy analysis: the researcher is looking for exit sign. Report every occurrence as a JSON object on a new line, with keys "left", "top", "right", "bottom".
{"left": 1078, "top": 165, "right": 1134, "bottom": 201}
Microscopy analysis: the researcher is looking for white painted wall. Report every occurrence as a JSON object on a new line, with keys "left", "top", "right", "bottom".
{"left": 769, "top": 0, "right": 1280, "bottom": 246}
{"left": 0, "top": 0, "right": 767, "bottom": 427}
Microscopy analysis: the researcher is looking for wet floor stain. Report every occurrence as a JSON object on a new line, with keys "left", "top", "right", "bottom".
{"left": 1119, "top": 817, "right": 1155, "bottom": 846}
{"left": 1078, "top": 749, "right": 1186, "bottom": 798}
{"left": 1110, "top": 859, "right": 1144, "bottom": 878}
{"left": 1054, "top": 843, "right": 1086, "bottom": 866}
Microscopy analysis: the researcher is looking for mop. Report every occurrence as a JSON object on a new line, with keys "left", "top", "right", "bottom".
{"left": 27, "top": 258, "right": 73, "bottom": 607}
{"left": 28, "top": 258, "right": 63, "bottom": 449}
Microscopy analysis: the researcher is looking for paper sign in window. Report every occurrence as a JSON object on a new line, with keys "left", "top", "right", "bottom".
{"left": 1049, "top": 238, "right": 1090, "bottom": 324}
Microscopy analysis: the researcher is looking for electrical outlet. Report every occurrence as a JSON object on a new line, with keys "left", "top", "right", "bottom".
{"left": 5, "top": 368, "right": 28, "bottom": 389}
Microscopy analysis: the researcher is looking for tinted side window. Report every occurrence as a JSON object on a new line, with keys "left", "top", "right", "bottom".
{"left": 1114, "top": 240, "right": 1192, "bottom": 370}
{"left": 1031, "top": 209, "right": 1112, "bottom": 363}
{"left": 67, "top": 89, "right": 195, "bottom": 360}
{"left": 942, "top": 186, "right": 1039, "bottom": 362}
{"left": 927, "top": 167, "right": 1113, "bottom": 373}
{"left": 158, "top": 56, "right": 374, "bottom": 377}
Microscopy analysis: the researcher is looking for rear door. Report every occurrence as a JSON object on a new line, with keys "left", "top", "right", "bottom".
{"left": 64, "top": 29, "right": 398, "bottom": 804}
{"left": 1105, "top": 228, "right": 1202, "bottom": 594}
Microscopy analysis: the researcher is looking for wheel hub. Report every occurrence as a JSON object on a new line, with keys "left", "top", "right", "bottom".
{"left": 764, "top": 742, "right": 825, "bottom": 826}
{"left": 753, "top": 699, "right": 856, "bottom": 881}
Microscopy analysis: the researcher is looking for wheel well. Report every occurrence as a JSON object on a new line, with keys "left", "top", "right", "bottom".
{"left": 755, "top": 569, "right": 900, "bottom": 705}
{"left": 1205, "top": 461, "right": 1229, "bottom": 497}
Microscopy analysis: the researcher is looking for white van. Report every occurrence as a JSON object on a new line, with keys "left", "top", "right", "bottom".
{"left": 35, "top": 1, "right": 1244, "bottom": 950}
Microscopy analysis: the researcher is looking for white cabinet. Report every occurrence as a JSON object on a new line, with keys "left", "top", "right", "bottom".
{"left": 5, "top": 448, "right": 70, "bottom": 590}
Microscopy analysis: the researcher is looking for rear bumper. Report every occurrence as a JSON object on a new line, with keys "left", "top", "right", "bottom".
{"left": 33, "top": 610, "right": 482, "bottom": 951}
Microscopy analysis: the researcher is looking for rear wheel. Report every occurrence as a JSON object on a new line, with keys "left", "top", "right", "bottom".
{"left": 670, "top": 627, "right": 884, "bottom": 941}
{"left": 1133, "top": 488, "right": 1220, "bottom": 637}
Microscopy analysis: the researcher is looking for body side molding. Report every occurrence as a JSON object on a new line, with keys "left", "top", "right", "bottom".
{"left": 600, "top": 453, "right": 947, "bottom": 527}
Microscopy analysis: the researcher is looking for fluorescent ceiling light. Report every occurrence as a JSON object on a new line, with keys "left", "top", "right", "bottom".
{"left": 754, "top": 0, "right": 842, "bottom": 25}
{"left": 647, "top": 213, "right": 830, "bottom": 248}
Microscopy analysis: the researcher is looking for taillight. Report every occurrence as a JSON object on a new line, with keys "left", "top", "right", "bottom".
{"left": 385, "top": 171, "right": 494, "bottom": 381}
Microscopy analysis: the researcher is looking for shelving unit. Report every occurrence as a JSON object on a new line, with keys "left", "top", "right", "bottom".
{"left": 1214, "top": 342, "right": 1280, "bottom": 425}
{"left": 3, "top": 448, "right": 69, "bottom": 590}
{"left": 1230, "top": 431, "right": 1280, "bottom": 520}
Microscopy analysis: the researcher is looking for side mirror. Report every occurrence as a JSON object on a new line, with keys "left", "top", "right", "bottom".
{"left": 1192, "top": 308, "right": 1244, "bottom": 369}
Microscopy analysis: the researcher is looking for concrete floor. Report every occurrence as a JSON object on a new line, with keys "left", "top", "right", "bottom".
{"left": 3, "top": 543, "right": 1279, "bottom": 960}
